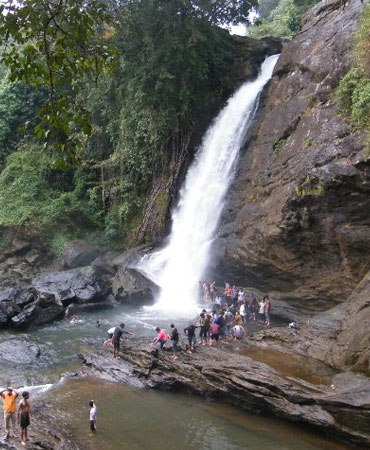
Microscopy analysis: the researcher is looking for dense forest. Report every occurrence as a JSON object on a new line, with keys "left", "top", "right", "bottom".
{"left": 0, "top": 0, "right": 368, "bottom": 257}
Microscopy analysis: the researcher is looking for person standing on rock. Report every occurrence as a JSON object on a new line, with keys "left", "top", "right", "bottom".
{"left": 168, "top": 324, "right": 179, "bottom": 360}
{"left": 153, "top": 327, "right": 167, "bottom": 350}
{"left": 17, "top": 391, "right": 31, "bottom": 445}
{"left": 112, "top": 323, "right": 135, "bottom": 359}
{"left": 198, "top": 313, "right": 210, "bottom": 345}
{"left": 258, "top": 298, "right": 266, "bottom": 323}
{"left": 264, "top": 296, "right": 271, "bottom": 327}
{"left": 249, "top": 295, "right": 258, "bottom": 321}
{"left": 184, "top": 323, "right": 198, "bottom": 353}
{"left": 1, "top": 386, "right": 19, "bottom": 440}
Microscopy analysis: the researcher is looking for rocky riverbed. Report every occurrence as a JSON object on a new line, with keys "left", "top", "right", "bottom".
{"left": 0, "top": 240, "right": 158, "bottom": 330}
{"left": 75, "top": 337, "right": 370, "bottom": 449}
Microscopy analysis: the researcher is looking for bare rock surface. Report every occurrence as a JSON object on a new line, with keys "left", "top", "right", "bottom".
{"left": 214, "top": 0, "right": 367, "bottom": 311}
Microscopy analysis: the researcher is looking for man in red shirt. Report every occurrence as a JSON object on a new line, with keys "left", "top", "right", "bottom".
{"left": 153, "top": 327, "right": 167, "bottom": 350}
{"left": 1, "top": 386, "right": 19, "bottom": 440}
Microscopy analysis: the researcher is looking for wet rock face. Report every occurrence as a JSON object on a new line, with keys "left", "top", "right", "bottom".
{"left": 214, "top": 0, "right": 367, "bottom": 311}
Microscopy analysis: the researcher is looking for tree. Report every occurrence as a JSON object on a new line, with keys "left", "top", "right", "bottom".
{"left": 0, "top": 0, "right": 117, "bottom": 162}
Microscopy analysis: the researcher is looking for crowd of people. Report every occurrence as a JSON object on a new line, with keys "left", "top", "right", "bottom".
{"left": 103, "top": 282, "right": 272, "bottom": 360}
{"left": 199, "top": 281, "right": 271, "bottom": 327}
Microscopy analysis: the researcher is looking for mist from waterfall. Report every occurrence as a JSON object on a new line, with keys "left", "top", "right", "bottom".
{"left": 139, "top": 55, "right": 279, "bottom": 313}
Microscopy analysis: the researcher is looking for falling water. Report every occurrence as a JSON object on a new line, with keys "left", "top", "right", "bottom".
{"left": 140, "top": 55, "right": 279, "bottom": 313}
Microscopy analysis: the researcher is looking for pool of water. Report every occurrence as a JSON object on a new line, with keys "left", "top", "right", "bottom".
{"left": 236, "top": 345, "right": 336, "bottom": 385}
{"left": 0, "top": 304, "right": 350, "bottom": 449}
{"left": 41, "top": 377, "right": 348, "bottom": 450}
{"left": 0, "top": 303, "right": 197, "bottom": 387}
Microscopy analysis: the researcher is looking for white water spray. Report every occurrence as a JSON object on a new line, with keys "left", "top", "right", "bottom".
{"left": 140, "top": 55, "right": 279, "bottom": 313}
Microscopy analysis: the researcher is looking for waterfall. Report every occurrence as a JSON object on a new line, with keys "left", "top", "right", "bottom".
{"left": 140, "top": 54, "right": 279, "bottom": 313}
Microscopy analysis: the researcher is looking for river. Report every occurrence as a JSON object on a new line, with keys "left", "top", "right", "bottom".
{"left": 0, "top": 304, "right": 350, "bottom": 450}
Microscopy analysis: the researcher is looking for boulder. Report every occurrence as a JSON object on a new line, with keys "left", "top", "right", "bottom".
{"left": 14, "top": 290, "right": 35, "bottom": 307}
{"left": 0, "top": 311, "right": 8, "bottom": 327}
{"left": 33, "top": 304, "right": 65, "bottom": 326}
{"left": 0, "top": 339, "right": 41, "bottom": 364}
{"left": 65, "top": 295, "right": 117, "bottom": 318}
{"left": 10, "top": 303, "right": 40, "bottom": 328}
{"left": 112, "top": 267, "right": 158, "bottom": 304}
{"left": 62, "top": 240, "right": 106, "bottom": 269}
{"left": 0, "top": 287, "right": 19, "bottom": 303}
{"left": 0, "top": 300, "right": 21, "bottom": 319}
{"left": 10, "top": 300, "right": 65, "bottom": 328}
{"left": 32, "top": 266, "right": 107, "bottom": 305}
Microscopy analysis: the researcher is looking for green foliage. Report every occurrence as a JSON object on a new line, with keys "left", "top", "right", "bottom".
{"left": 336, "top": 5, "right": 370, "bottom": 134}
{"left": 250, "top": 0, "right": 319, "bottom": 38}
{"left": 273, "top": 137, "right": 287, "bottom": 152}
{"left": 0, "top": 143, "right": 99, "bottom": 231}
{"left": 0, "top": 0, "right": 117, "bottom": 159}
{"left": 48, "top": 230, "right": 76, "bottom": 258}
{"left": 0, "top": 0, "right": 260, "bottom": 249}
{"left": 96, "top": 0, "right": 242, "bottom": 242}
{"left": 0, "top": 75, "right": 46, "bottom": 167}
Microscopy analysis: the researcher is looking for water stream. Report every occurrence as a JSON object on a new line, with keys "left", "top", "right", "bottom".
{"left": 140, "top": 55, "right": 280, "bottom": 313}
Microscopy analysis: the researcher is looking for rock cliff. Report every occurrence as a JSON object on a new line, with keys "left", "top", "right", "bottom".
{"left": 214, "top": 0, "right": 368, "bottom": 311}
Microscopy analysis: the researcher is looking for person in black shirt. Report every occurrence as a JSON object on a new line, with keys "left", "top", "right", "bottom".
{"left": 184, "top": 323, "right": 198, "bottom": 353}
{"left": 169, "top": 323, "right": 179, "bottom": 360}
{"left": 112, "top": 323, "right": 135, "bottom": 358}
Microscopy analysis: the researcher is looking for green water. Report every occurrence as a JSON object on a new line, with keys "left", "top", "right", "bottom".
{"left": 0, "top": 304, "right": 349, "bottom": 449}
{"left": 43, "top": 377, "right": 348, "bottom": 450}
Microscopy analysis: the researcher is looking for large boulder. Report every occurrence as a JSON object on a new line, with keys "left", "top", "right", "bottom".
{"left": 10, "top": 302, "right": 65, "bottom": 328}
{"left": 32, "top": 266, "right": 108, "bottom": 305}
{"left": 0, "top": 338, "right": 41, "bottom": 365}
{"left": 112, "top": 268, "right": 158, "bottom": 304}
{"left": 62, "top": 240, "right": 106, "bottom": 269}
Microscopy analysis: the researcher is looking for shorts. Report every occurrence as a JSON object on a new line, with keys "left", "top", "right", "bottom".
{"left": 199, "top": 328, "right": 209, "bottom": 338}
{"left": 211, "top": 333, "right": 219, "bottom": 342}
{"left": 172, "top": 340, "right": 178, "bottom": 352}
{"left": 188, "top": 336, "right": 196, "bottom": 346}
{"left": 90, "top": 420, "right": 96, "bottom": 431}
{"left": 20, "top": 413, "right": 30, "bottom": 429}
{"left": 113, "top": 340, "right": 120, "bottom": 351}
{"left": 224, "top": 324, "right": 232, "bottom": 336}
